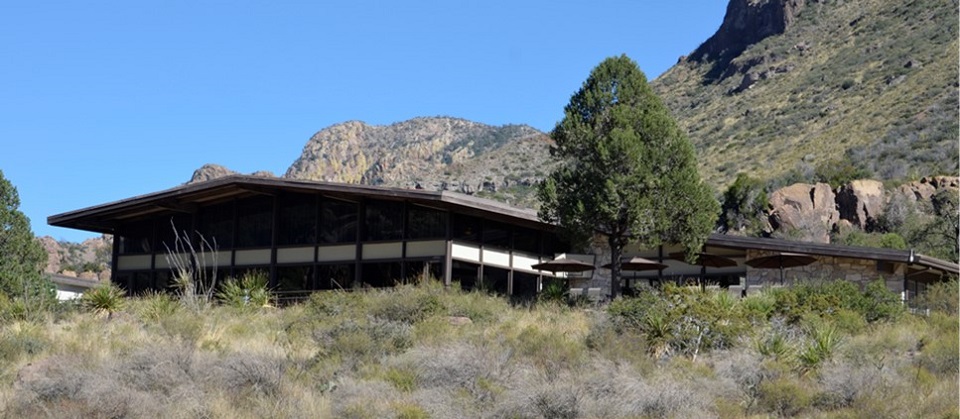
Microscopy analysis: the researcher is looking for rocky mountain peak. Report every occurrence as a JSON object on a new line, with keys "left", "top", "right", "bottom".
{"left": 187, "top": 164, "right": 275, "bottom": 184}
{"left": 688, "top": 0, "right": 806, "bottom": 75}
{"left": 284, "top": 116, "right": 553, "bottom": 207}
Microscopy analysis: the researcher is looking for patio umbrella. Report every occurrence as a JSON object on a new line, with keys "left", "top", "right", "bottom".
{"left": 602, "top": 257, "right": 668, "bottom": 292}
{"left": 531, "top": 258, "right": 595, "bottom": 273}
{"left": 669, "top": 252, "right": 738, "bottom": 290}
{"left": 745, "top": 252, "right": 817, "bottom": 285}
{"left": 601, "top": 256, "right": 668, "bottom": 272}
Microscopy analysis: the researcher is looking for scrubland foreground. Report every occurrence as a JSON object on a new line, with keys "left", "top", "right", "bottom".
{"left": 1, "top": 279, "right": 957, "bottom": 418}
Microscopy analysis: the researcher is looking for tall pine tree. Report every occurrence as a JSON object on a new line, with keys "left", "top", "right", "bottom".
{"left": 538, "top": 55, "right": 718, "bottom": 298}
{"left": 0, "top": 170, "right": 52, "bottom": 303}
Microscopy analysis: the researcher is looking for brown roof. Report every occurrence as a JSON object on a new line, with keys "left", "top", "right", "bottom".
{"left": 707, "top": 233, "right": 958, "bottom": 276}
{"left": 48, "top": 175, "right": 550, "bottom": 234}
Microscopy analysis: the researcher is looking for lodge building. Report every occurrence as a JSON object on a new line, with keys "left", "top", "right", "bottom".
{"left": 48, "top": 175, "right": 957, "bottom": 300}
{"left": 48, "top": 176, "right": 570, "bottom": 299}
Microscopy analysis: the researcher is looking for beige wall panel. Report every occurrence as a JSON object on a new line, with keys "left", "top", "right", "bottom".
{"left": 277, "top": 247, "right": 315, "bottom": 264}
{"left": 512, "top": 253, "right": 542, "bottom": 273}
{"left": 406, "top": 240, "right": 446, "bottom": 258}
{"left": 117, "top": 255, "right": 152, "bottom": 270}
{"left": 452, "top": 242, "right": 481, "bottom": 262}
{"left": 196, "top": 251, "right": 232, "bottom": 267}
{"left": 234, "top": 249, "right": 271, "bottom": 265}
{"left": 482, "top": 249, "right": 511, "bottom": 268}
{"left": 363, "top": 242, "right": 403, "bottom": 260}
{"left": 318, "top": 245, "right": 356, "bottom": 262}
{"left": 154, "top": 253, "right": 190, "bottom": 269}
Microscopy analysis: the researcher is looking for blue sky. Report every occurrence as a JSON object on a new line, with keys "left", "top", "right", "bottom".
{"left": 1, "top": 1, "right": 727, "bottom": 242}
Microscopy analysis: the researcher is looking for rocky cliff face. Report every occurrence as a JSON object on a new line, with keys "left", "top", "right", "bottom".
{"left": 284, "top": 117, "right": 556, "bottom": 207}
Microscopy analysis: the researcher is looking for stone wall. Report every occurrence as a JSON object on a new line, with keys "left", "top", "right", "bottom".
{"left": 744, "top": 249, "right": 904, "bottom": 292}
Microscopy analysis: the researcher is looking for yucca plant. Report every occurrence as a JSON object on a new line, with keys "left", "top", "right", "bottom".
{"left": 217, "top": 270, "right": 271, "bottom": 309}
{"left": 81, "top": 283, "right": 126, "bottom": 319}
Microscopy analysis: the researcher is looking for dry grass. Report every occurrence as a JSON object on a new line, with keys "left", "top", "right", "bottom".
{"left": 0, "top": 283, "right": 956, "bottom": 418}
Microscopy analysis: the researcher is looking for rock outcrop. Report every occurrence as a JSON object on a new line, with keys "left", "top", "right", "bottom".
{"left": 835, "top": 179, "right": 885, "bottom": 229}
{"left": 188, "top": 164, "right": 275, "bottom": 184}
{"left": 768, "top": 182, "right": 837, "bottom": 243}
{"left": 768, "top": 176, "right": 958, "bottom": 242}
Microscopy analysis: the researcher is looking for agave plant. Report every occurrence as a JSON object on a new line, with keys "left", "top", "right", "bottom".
{"left": 217, "top": 270, "right": 271, "bottom": 309}
{"left": 81, "top": 283, "right": 126, "bottom": 319}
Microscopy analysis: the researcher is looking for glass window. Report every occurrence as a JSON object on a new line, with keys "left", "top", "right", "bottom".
{"left": 365, "top": 200, "right": 404, "bottom": 241}
{"left": 513, "top": 227, "right": 540, "bottom": 254}
{"left": 542, "top": 232, "right": 570, "bottom": 256}
{"left": 512, "top": 271, "right": 539, "bottom": 300}
{"left": 236, "top": 196, "right": 273, "bottom": 248}
{"left": 452, "top": 214, "right": 480, "bottom": 242}
{"left": 320, "top": 199, "right": 358, "bottom": 244}
{"left": 118, "top": 220, "right": 154, "bottom": 255}
{"left": 278, "top": 194, "right": 317, "bottom": 246}
{"left": 404, "top": 260, "right": 444, "bottom": 284}
{"left": 128, "top": 272, "right": 154, "bottom": 296}
{"left": 406, "top": 205, "right": 447, "bottom": 240}
{"left": 277, "top": 266, "right": 314, "bottom": 292}
{"left": 199, "top": 202, "right": 234, "bottom": 249}
{"left": 317, "top": 264, "right": 355, "bottom": 290}
{"left": 157, "top": 214, "right": 194, "bottom": 252}
{"left": 453, "top": 261, "right": 479, "bottom": 291}
{"left": 482, "top": 266, "right": 510, "bottom": 295}
{"left": 482, "top": 220, "right": 511, "bottom": 249}
{"left": 361, "top": 262, "right": 401, "bottom": 288}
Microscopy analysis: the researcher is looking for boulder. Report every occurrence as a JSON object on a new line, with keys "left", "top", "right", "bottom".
{"left": 896, "top": 182, "right": 936, "bottom": 202}
{"left": 768, "top": 182, "right": 838, "bottom": 243}
{"left": 836, "top": 179, "right": 885, "bottom": 229}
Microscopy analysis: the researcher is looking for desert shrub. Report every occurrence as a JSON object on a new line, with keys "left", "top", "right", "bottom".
{"left": 131, "top": 291, "right": 180, "bottom": 322}
{"left": 770, "top": 280, "right": 902, "bottom": 325}
{"left": 371, "top": 286, "right": 444, "bottom": 324}
{"left": 307, "top": 289, "right": 366, "bottom": 317}
{"left": 912, "top": 279, "right": 959, "bottom": 315}
{"left": 0, "top": 322, "right": 47, "bottom": 363}
{"left": 80, "top": 282, "right": 126, "bottom": 318}
{"left": 313, "top": 317, "right": 412, "bottom": 369}
{"left": 796, "top": 322, "right": 844, "bottom": 374}
{"left": 217, "top": 270, "right": 271, "bottom": 309}
{"left": 608, "top": 286, "right": 750, "bottom": 358}
{"left": 917, "top": 312, "right": 960, "bottom": 376}
{"left": 509, "top": 326, "right": 586, "bottom": 375}
{"left": 539, "top": 279, "right": 568, "bottom": 304}
{"left": 584, "top": 314, "right": 654, "bottom": 369}
{"left": 756, "top": 377, "right": 814, "bottom": 417}
{"left": 205, "top": 351, "right": 286, "bottom": 398}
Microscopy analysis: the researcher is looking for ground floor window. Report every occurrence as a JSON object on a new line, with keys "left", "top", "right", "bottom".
{"left": 512, "top": 271, "right": 540, "bottom": 300}
{"left": 317, "top": 263, "right": 355, "bottom": 290}
{"left": 362, "top": 262, "right": 401, "bottom": 288}
{"left": 482, "top": 266, "right": 510, "bottom": 295}
{"left": 453, "top": 261, "right": 480, "bottom": 291}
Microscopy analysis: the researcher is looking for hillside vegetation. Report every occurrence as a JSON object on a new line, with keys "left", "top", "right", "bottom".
{"left": 654, "top": 0, "right": 959, "bottom": 187}
{"left": 1, "top": 279, "right": 956, "bottom": 418}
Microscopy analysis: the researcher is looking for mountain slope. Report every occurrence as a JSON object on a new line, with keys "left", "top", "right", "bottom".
{"left": 653, "top": 0, "right": 959, "bottom": 187}
{"left": 284, "top": 117, "right": 557, "bottom": 207}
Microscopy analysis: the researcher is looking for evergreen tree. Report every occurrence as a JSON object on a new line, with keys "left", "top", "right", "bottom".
{"left": 538, "top": 55, "right": 718, "bottom": 299}
{"left": 719, "top": 173, "right": 769, "bottom": 235}
{"left": 0, "top": 170, "right": 53, "bottom": 303}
